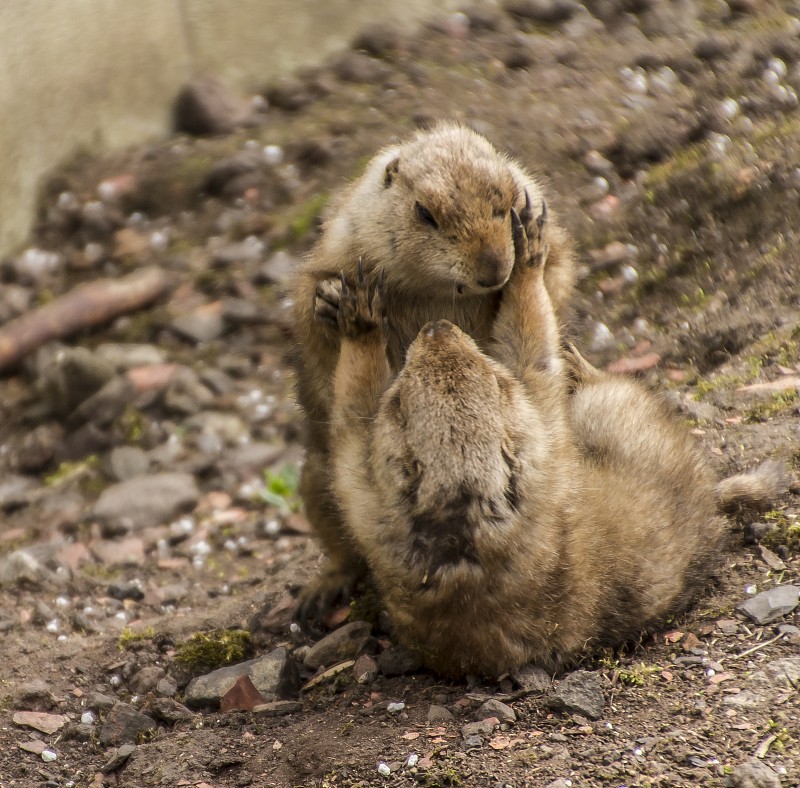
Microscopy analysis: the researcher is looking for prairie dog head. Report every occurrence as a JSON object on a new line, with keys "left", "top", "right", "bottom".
{"left": 366, "top": 124, "right": 521, "bottom": 296}
{"left": 374, "top": 320, "right": 522, "bottom": 514}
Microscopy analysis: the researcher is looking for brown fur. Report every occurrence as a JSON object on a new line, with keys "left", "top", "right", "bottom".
{"left": 292, "top": 122, "right": 576, "bottom": 617}
{"left": 326, "top": 232, "right": 782, "bottom": 678}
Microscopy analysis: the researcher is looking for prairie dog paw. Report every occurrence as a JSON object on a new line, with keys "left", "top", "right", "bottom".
{"left": 337, "top": 259, "right": 386, "bottom": 338}
{"left": 512, "top": 191, "right": 549, "bottom": 270}
{"left": 314, "top": 276, "right": 343, "bottom": 327}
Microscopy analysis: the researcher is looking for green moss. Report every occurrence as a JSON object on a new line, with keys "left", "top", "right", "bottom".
{"left": 745, "top": 390, "right": 799, "bottom": 423}
{"left": 601, "top": 658, "right": 662, "bottom": 687}
{"left": 43, "top": 456, "right": 99, "bottom": 487}
{"left": 761, "top": 510, "right": 800, "bottom": 553}
{"left": 286, "top": 191, "right": 329, "bottom": 244}
{"left": 260, "top": 464, "right": 300, "bottom": 514}
{"left": 118, "top": 626, "right": 157, "bottom": 650}
{"left": 174, "top": 629, "right": 253, "bottom": 675}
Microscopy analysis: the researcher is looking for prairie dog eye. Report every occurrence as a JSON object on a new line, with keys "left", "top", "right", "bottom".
{"left": 415, "top": 202, "right": 438, "bottom": 228}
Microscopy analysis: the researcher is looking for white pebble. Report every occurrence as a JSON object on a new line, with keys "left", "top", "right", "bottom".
{"left": 768, "top": 58, "right": 787, "bottom": 78}
{"left": 57, "top": 634, "right": 68, "bottom": 642}
{"left": 289, "top": 622, "right": 301, "bottom": 635}
{"left": 621, "top": 265, "right": 639, "bottom": 284}
{"left": 110, "top": 675, "right": 122, "bottom": 687}
{"left": 255, "top": 403, "right": 273, "bottom": 419}
{"left": 406, "top": 753, "right": 419, "bottom": 767}
{"left": 115, "top": 611, "right": 128, "bottom": 622}
{"left": 46, "top": 618, "right": 60, "bottom": 633}
{"left": 593, "top": 176, "right": 610, "bottom": 195}
{"left": 57, "top": 191, "right": 78, "bottom": 211}
{"left": 223, "top": 539, "right": 237, "bottom": 552}
{"left": 706, "top": 668, "right": 716, "bottom": 677}
{"left": 81, "top": 711, "right": 96, "bottom": 725}
{"left": 171, "top": 517, "right": 195, "bottom": 537}
{"left": 387, "top": 701, "right": 405, "bottom": 713}
{"left": 150, "top": 229, "right": 169, "bottom": 252}
{"left": 41, "top": 749, "right": 57, "bottom": 763}
{"left": 377, "top": 762, "right": 391, "bottom": 777}
{"left": 590, "top": 322, "right": 615, "bottom": 352}
{"left": 633, "top": 747, "right": 643, "bottom": 756}
{"left": 263, "top": 145, "right": 284, "bottom": 166}
{"left": 604, "top": 722, "right": 613, "bottom": 729}
{"left": 745, "top": 584, "right": 757, "bottom": 595}
{"left": 264, "top": 519, "right": 281, "bottom": 536}
{"left": 763, "top": 69, "right": 780, "bottom": 86}
{"left": 55, "top": 596, "right": 70, "bottom": 608}
{"left": 192, "top": 555, "right": 206, "bottom": 570}
{"left": 192, "top": 540, "right": 212, "bottom": 557}
{"left": 720, "top": 98, "right": 739, "bottom": 119}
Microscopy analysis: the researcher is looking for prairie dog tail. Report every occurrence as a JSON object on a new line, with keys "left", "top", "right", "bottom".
{"left": 716, "top": 460, "right": 789, "bottom": 513}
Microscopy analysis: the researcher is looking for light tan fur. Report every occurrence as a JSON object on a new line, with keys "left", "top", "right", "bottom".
{"left": 325, "top": 222, "right": 783, "bottom": 678}
{"left": 292, "top": 122, "right": 576, "bottom": 618}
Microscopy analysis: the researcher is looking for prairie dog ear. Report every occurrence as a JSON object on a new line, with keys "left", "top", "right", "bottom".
{"left": 384, "top": 156, "right": 400, "bottom": 187}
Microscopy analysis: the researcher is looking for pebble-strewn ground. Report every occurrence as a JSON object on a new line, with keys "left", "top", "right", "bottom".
{"left": 1, "top": 1, "right": 799, "bottom": 785}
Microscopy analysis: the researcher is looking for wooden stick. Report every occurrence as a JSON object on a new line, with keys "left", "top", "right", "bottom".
{"left": 0, "top": 267, "right": 171, "bottom": 373}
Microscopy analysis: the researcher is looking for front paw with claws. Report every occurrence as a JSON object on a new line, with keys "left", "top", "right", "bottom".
{"left": 314, "top": 277, "right": 344, "bottom": 327}
{"left": 337, "top": 260, "right": 386, "bottom": 338}
{"left": 511, "top": 191, "right": 549, "bottom": 270}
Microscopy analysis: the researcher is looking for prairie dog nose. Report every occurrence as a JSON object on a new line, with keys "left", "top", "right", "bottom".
{"left": 475, "top": 246, "right": 511, "bottom": 289}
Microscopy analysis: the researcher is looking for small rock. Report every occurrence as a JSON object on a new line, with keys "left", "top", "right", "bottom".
{"left": 726, "top": 757, "right": 781, "bottom": 788}
{"left": 107, "top": 580, "right": 145, "bottom": 602}
{"left": 204, "top": 153, "right": 264, "bottom": 197}
{"left": 211, "top": 235, "right": 266, "bottom": 266}
{"left": 511, "top": 664, "right": 552, "bottom": 693}
{"left": 100, "top": 744, "right": 137, "bottom": 774}
{"left": 462, "top": 717, "right": 499, "bottom": 738}
{"left": 737, "top": 585, "right": 800, "bottom": 625}
{"left": 252, "top": 700, "right": 303, "bottom": 716}
{"left": 463, "top": 734, "right": 484, "bottom": 749}
{"left": 38, "top": 346, "right": 116, "bottom": 416}
{"left": 220, "top": 674, "right": 266, "bottom": 712}
{"left": 547, "top": 670, "right": 605, "bottom": 720}
{"left": 352, "top": 22, "right": 403, "bottom": 58}
{"left": 92, "top": 472, "right": 200, "bottom": 533}
{"left": 606, "top": 352, "right": 661, "bottom": 374}
{"left": 0, "top": 550, "right": 56, "bottom": 588}
{"left": 174, "top": 75, "right": 249, "bottom": 136}
{"left": 170, "top": 302, "right": 225, "bottom": 344}
{"left": 184, "top": 647, "right": 299, "bottom": 708}
{"left": 16, "top": 424, "right": 61, "bottom": 472}
{"left": 331, "top": 51, "right": 391, "bottom": 84}
{"left": 156, "top": 676, "right": 178, "bottom": 697}
{"left": 11, "top": 680, "right": 56, "bottom": 711}
{"left": 163, "top": 367, "right": 215, "bottom": 416}
{"left": 255, "top": 250, "right": 299, "bottom": 286}
{"left": 303, "top": 621, "right": 373, "bottom": 670}
{"left": 0, "top": 475, "right": 39, "bottom": 510}
{"left": 86, "top": 691, "right": 117, "bottom": 712}
{"left": 265, "top": 76, "right": 314, "bottom": 111}
{"left": 96, "top": 343, "right": 165, "bottom": 371}
{"left": 128, "top": 666, "right": 166, "bottom": 694}
{"left": 504, "top": 0, "right": 578, "bottom": 25}
{"left": 19, "top": 740, "right": 48, "bottom": 755}
{"left": 99, "top": 703, "right": 157, "bottom": 746}
{"left": 354, "top": 654, "right": 379, "bottom": 684}
{"left": 377, "top": 644, "right": 423, "bottom": 676}
{"left": 90, "top": 538, "right": 146, "bottom": 568}
{"left": 589, "top": 241, "right": 638, "bottom": 272}
{"left": 763, "top": 656, "right": 800, "bottom": 685}
{"left": 61, "top": 722, "right": 95, "bottom": 742}
{"left": 148, "top": 697, "right": 195, "bottom": 724}
{"left": 427, "top": 704, "right": 455, "bottom": 723}
{"left": 477, "top": 699, "right": 516, "bottom": 724}
{"left": 106, "top": 446, "right": 150, "bottom": 482}
{"left": 12, "top": 711, "right": 69, "bottom": 734}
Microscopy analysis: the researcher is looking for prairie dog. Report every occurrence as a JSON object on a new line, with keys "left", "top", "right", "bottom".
{"left": 292, "top": 122, "right": 576, "bottom": 619}
{"left": 324, "top": 215, "right": 783, "bottom": 677}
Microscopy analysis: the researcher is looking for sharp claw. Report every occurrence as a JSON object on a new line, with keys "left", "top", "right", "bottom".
{"left": 511, "top": 207, "right": 526, "bottom": 261}
{"left": 520, "top": 189, "right": 533, "bottom": 227}
{"left": 339, "top": 271, "right": 349, "bottom": 295}
{"left": 537, "top": 200, "right": 548, "bottom": 235}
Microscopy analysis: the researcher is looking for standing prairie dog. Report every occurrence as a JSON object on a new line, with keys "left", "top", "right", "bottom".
{"left": 323, "top": 212, "right": 784, "bottom": 677}
{"left": 292, "top": 122, "right": 576, "bottom": 620}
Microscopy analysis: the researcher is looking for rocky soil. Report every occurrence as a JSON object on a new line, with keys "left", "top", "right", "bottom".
{"left": 1, "top": 1, "right": 800, "bottom": 786}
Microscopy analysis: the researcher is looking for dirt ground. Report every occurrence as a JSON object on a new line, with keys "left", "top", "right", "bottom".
{"left": 1, "top": 1, "right": 799, "bottom": 786}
